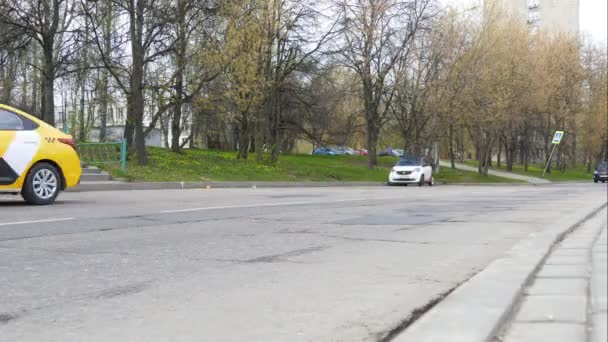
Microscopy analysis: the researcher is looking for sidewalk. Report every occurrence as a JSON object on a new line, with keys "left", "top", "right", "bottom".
{"left": 496, "top": 208, "right": 607, "bottom": 342}
{"left": 439, "top": 161, "right": 551, "bottom": 184}
{"left": 392, "top": 204, "right": 607, "bottom": 342}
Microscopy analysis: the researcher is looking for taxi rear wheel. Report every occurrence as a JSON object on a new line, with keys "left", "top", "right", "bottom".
{"left": 22, "top": 163, "right": 61, "bottom": 205}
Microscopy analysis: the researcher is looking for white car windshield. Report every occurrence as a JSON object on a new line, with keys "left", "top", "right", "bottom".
{"left": 396, "top": 157, "right": 422, "bottom": 166}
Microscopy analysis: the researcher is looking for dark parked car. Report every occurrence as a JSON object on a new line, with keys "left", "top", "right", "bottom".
{"left": 593, "top": 161, "right": 608, "bottom": 183}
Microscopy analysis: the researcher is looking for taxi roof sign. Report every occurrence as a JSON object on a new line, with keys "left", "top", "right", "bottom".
{"left": 552, "top": 131, "right": 564, "bottom": 145}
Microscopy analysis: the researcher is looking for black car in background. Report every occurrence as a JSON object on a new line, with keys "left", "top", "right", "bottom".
{"left": 593, "top": 161, "right": 608, "bottom": 183}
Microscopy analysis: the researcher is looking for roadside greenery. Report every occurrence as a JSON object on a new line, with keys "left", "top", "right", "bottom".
{"left": 3, "top": 0, "right": 605, "bottom": 171}
{"left": 103, "top": 147, "right": 522, "bottom": 184}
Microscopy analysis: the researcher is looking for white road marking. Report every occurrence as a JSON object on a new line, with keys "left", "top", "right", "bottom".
{"left": 0, "top": 218, "right": 74, "bottom": 227}
{"left": 160, "top": 201, "right": 313, "bottom": 214}
{"left": 158, "top": 196, "right": 418, "bottom": 214}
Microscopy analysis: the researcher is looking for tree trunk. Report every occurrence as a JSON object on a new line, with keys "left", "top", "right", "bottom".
{"left": 170, "top": 0, "right": 187, "bottom": 153}
{"left": 78, "top": 84, "right": 86, "bottom": 141}
{"left": 125, "top": 96, "right": 135, "bottom": 147}
{"left": 98, "top": 0, "right": 112, "bottom": 141}
{"left": 479, "top": 138, "right": 493, "bottom": 176}
{"left": 160, "top": 111, "right": 169, "bottom": 148}
{"left": 506, "top": 137, "right": 515, "bottom": 172}
{"left": 543, "top": 113, "right": 552, "bottom": 174}
{"left": 99, "top": 76, "right": 108, "bottom": 141}
{"left": 1, "top": 56, "right": 16, "bottom": 104}
{"left": 255, "top": 109, "right": 264, "bottom": 163}
{"left": 497, "top": 139, "right": 502, "bottom": 169}
{"left": 524, "top": 139, "right": 529, "bottom": 172}
{"left": 237, "top": 118, "right": 249, "bottom": 159}
{"left": 459, "top": 125, "right": 465, "bottom": 162}
{"left": 556, "top": 140, "right": 564, "bottom": 170}
{"left": 269, "top": 88, "right": 281, "bottom": 164}
{"left": 32, "top": 67, "right": 39, "bottom": 115}
{"left": 127, "top": 0, "right": 147, "bottom": 165}
{"left": 366, "top": 117, "right": 379, "bottom": 169}
{"left": 449, "top": 124, "right": 456, "bottom": 169}
{"left": 484, "top": 147, "right": 492, "bottom": 175}
{"left": 171, "top": 102, "right": 183, "bottom": 152}
{"left": 20, "top": 57, "right": 28, "bottom": 108}
{"left": 134, "top": 108, "right": 146, "bottom": 165}
{"left": 42, "top": 46, "right": 55, "bottom": 125}
{"left": 519, "top": 134, "right": 525, "bottom": 165}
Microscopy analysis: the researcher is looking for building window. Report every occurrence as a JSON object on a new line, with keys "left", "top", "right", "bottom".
{"left": 529, "top": 25, "right": 539, "bottom": 35}
{"left": 528, "top": 11, "right": 541, "bottom": 23}
{"left": 528, "top": 0, "right": 540, "bottom": 9}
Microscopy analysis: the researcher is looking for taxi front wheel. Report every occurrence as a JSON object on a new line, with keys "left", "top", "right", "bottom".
{"left": 22, "top": 163, "right": 61, "bottom": 205}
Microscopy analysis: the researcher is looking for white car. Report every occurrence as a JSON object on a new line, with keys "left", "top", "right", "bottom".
{"left": 388, "top": 156, "right": 434, "bottom": 186}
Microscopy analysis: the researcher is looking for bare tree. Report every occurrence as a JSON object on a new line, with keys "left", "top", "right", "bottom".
{"left": 333, "top": 0, "right": 437, "bottom": 168}
{"left": 166, "top": 0, "right": 219, "bottom": 152}
{"left": 390, "top": 21, "right": 444, "bottom": 156}
{"left": 260, "top": 0, "right": 338, "bottom": 164}
{"left": 1, "top": 0, "right": 79, "bottom": 124}
{"left": 83, "top": 0, "right": 174, "bottom": 164}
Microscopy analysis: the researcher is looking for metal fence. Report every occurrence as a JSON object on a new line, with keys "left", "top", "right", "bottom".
{"left": 77, "top": 139, "right": 127, "bottom": 173}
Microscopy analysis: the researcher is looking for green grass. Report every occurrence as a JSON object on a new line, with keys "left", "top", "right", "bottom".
{"left": 100, "top": 147, "right": 522, "bottom": 184}
{"left": 462, "top": 160, "right": 593, "bottom": 182}
{"left": 434, "top": 167, "right": 523, "bottom": 184}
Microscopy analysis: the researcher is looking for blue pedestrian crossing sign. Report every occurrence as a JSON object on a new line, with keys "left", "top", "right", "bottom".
{"left": 552, "top": 131, "right": 564, "bottom": 144}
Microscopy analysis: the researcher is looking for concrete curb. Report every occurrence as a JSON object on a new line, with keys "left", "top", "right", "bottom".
{"left": 65, "top": 181, "right": 577, "bottom": 192}
{"left": 67, "top": 181, "right": 387, "bottom": 192}
{"left": 392, "top": 202, "right": 608, "bottom": 342}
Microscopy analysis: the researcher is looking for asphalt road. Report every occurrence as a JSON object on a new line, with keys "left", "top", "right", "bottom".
{"left": 1, "top": 184, "right": 606, "bottom": 341}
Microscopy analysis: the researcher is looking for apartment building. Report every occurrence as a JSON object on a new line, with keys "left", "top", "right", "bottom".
{"left": 505, "top": 0, "right": 580, "bottom": 35}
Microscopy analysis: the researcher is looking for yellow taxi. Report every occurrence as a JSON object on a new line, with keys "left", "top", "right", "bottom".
{"left": 0, "top": 104, "right": 81, "bottom": 204}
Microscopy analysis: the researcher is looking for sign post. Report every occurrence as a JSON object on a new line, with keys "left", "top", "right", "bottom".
{"left": 542, "top": 131, "right": 564, "bottom": 177}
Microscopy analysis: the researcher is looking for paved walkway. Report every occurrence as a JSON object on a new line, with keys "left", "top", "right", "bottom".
{"left": 439, "top": 161, "right": 551, "bottom": 184}
{"left": 496, "top": 208, "right": 608, "bottom": 342}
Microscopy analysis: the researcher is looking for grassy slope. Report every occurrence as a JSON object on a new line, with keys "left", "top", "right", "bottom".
{"left": 103, "top": 147, "right": 522, "bottom": 183}
{"left": 462, "top": 160, "right": 593, "bottom": 182}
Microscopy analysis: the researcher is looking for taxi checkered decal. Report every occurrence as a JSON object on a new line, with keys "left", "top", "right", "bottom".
{"left": 0, "top": 131, "right": 41, "bottom": 185}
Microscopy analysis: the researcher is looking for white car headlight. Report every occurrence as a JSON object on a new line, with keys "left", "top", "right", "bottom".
{"left": 415, "top": 168, "right": 421, "bottom": 172}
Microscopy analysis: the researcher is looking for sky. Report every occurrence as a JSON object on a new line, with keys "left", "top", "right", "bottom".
{"left": 579, "top": 0, "right": 608, "bottom": 43}
{"left": 440, "top": 0, "right": 608, "bottom": 43}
